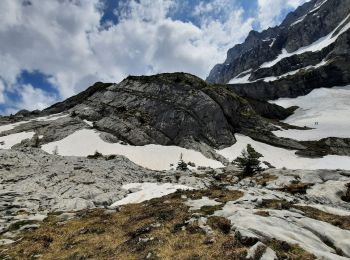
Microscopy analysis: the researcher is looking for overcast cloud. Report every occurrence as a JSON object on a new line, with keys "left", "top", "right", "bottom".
{"left": 0, "top": 0, "right": 309, "bottom": 114}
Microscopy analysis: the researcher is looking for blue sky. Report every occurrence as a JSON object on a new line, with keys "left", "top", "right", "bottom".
{"left": 0, "top": 0, "right": 308, "bottom": 114}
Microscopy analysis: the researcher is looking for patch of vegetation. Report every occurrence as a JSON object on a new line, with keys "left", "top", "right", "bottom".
{"left": 252, "top": 173, "right": 278, "bottom": 186}
{"left": 294, "top": 205, "right": 350, "bottom": 230}
{"left": 184, "top": 187, "right": 244, "bottom": 204}
{"left": 2, "top": 189, "right": 246, "bottom": 260}
{"left": 254, "top": 211, "right": 270, "bottom": 217}
{"left": 267, "top": 239, "right": 316, "bottom": 260}
{"left": 341, "top": 182, "right": 350, "bottom": 202}
{"left": 1, "top": 188, "right": 316, "bottom": 260}
{"left": 87, "top": 150, "right": 104, "bottom": 159}
{"left": 280, "top": 182, "right": 313, "bottom": 194}
{"left": 257, "top": 199, "right": 292, "bottom": 210}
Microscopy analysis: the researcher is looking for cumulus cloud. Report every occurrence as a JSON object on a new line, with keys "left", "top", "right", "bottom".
{"left": 0, "top": 0, "right": 307, "bottom": 114}
{"left": 257, "top": 0, "right": 309, "bottom": 28}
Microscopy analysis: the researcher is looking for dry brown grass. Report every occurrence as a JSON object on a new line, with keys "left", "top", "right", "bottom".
{"left": 252, "top": 173, "right": 278, "bottom": 186}
{"left": 266, "top": 239, "right": 316, "bottom": 260}
{"left": 0, "top": 190, "right": 247, "bottom": 260}
{"left": 280, "top": 182, "right": 312, "bottom": 194}
{"left": 294, "top": 205, "right": 350, "bottom": 230}
{"left": 1, "top": 189, "right": 315, "bottom": 260}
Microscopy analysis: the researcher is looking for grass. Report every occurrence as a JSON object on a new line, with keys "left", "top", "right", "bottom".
{"left": 252, "top": 173, "right": 278, "bottom": 186}
{"left": 294, "top": 205, "right": 350, "bottom": 230}
{"left": 1, "top": 189, "right": 316, "bottom": 260}
{"left": 0, "top": 189, "right": 247, "bottom": 260}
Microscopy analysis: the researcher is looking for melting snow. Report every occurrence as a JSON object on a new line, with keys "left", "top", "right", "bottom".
{"left": 228, "top": 69, "right": 252, "bottom": 84}
{"left": 291, "top": 15, "right": 307, "bottom": 26}
{"left": 217, "top": 134, "right": 350, "bottom": 170}
{"left": 41, "top": 129, "right": 224, "bottom": 171}
{"left": 0, "top": 131, "right": 35, "bottom": 149}
{"left": 261, "top": 14, "right": 350, "bottom": 68}
{"left": 260, "top": 59, "right": 327, "bottom": 82}
{"left": 271, "top": 86, "right": 350, "bottom": 140}
{"left": 111, "top": 182, "right": 193, "bottom": 206}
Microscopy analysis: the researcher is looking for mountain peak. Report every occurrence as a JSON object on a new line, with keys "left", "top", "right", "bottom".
{"left": 206, "top": 0, "right": 350, "bottom": 90}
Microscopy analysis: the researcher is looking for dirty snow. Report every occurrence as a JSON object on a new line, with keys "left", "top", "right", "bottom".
{"left": 271, "top": 86, "right": 350, "bottom": 140}
{"left": 111, "top": 182, "right": 193, "bottom": 207}
{"left": 41, "top": 129, "right": 224, "bottom": 171}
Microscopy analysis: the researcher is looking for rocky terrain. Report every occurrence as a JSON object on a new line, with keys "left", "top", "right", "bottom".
{"left": 0, "top": 0, "right": 350, "bottom": 259}
{"left": 1, "top": 149, "right": 350, "bottom": 259}
{"left": 207, "top": 0, "right": 350, "bottom": 100}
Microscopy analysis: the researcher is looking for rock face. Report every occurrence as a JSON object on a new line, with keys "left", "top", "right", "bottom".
{"left": 41, "top": 73, "right": 282, "bottom": 149}
{"left": 207, "top": 0, "right": 350, "bottom": 100}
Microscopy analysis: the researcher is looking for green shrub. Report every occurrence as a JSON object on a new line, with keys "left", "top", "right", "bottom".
{"left": 233, "top": 144, "right": 263, "bottom": 176}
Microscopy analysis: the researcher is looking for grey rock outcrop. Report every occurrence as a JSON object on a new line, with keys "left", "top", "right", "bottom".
{"left": 40, "top": 73, "right": 287, "bottom": 149}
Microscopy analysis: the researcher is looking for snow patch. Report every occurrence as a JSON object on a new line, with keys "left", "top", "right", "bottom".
{"left": 111, "top": 182, "right": 193, "bottom": 206}
{"left": 228, "top": 69, "right": 252, "bottom": 84}
{"left": 41, "top": 129, "right": 224, "bottom": 171}
{"left": 217, "top": 134, "right": 350, "bottom": 170}
{"left": 0, "top": 131, "right": 35, "bottom": 149}
{"left": 261, "top": 59, "right": 327, "bottom": 82}
{"left": 271, "top": 86, "right": 350, "bottom": 140}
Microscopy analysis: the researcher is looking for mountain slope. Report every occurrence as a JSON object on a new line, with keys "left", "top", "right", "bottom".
{"left": 207, "top": 0, "right": 350, "bottom": 100}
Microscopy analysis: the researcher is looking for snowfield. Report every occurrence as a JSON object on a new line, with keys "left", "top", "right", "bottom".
{"left": 271, "top": 86, "right": 350, "bottom": 141}
{"left": 41, "top": 129, "right": 224, "bottom": 171}
{"left": 0, "top": 131, "right": 35, "bottom": 149}
{"left": 217, "top": 134, "right": 350, "bottom": 170}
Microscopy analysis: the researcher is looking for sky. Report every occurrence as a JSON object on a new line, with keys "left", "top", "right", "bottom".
{"left": 0, "top": 0, "right": 309, "bottom": 114}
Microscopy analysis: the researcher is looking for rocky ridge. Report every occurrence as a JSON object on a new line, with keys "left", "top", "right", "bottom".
{"left": 0, "top": 73, "right": 305, "bottom": 160}
{"left": 207, "top": 0, "right": 350, "bottom": 100}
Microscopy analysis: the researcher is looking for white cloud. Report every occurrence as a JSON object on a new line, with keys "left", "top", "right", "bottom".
{"left": 257, "top": 0, "right": 309, "bottom": 28}
{"left": 0, "top": 0, "right": 306, "bottom": 114}
{"left": 14, "top": 84, "right": 58, "bottom": 111}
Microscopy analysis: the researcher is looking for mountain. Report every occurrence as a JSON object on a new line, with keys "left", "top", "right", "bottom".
{"left": 0, "top": 73, "right": 305, "bottom": 167}
{"left": 207, "top": 0, "right": 350, "bottom": 100}
{"left": 2, "top": 2, "right": 350, "bottom": 259}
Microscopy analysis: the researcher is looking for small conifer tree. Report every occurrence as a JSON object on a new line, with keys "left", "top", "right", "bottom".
{"left": 176, "top": 153, "right": 188, "bottom": 171}
{"left": 233, "top": 144, "right": 263, "bottom": 175}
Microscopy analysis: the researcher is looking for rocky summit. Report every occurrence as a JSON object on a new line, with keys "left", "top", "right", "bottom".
{"left": 207, "top": 0, "right": 350, "bottom": 100}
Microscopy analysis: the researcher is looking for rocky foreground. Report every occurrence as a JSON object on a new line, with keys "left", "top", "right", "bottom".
{"left": 0, "top": 148, "right": 350, "bottom": 259}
